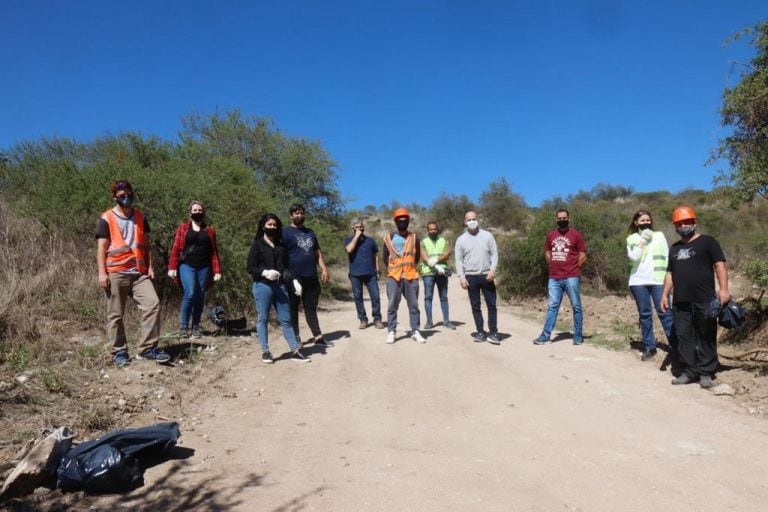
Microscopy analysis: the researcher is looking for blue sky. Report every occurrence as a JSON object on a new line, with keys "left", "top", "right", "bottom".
{"left": 1, "top": 1, "right": 765, "bottom": 210}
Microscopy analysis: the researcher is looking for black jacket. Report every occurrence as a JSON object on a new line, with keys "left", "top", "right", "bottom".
{"left": 246, "top": 237, "right": 294, "bottom": 284}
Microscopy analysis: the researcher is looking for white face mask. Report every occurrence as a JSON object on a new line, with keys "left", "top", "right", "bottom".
{"left": 466, "top": 220, "right": 479, "bottom": 231}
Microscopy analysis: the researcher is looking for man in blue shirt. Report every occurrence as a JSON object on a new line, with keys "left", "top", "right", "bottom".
{"left": 344, "top": 219, "right": 384, "bottom": 329}
{"left": 282, "top": 204, "right": 332, "bottom": 347}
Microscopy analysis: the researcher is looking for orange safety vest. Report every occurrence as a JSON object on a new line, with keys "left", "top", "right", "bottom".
{"left": 102, "top": 209, "right": 148, "bottom": 274}
{"left": 384, "top": 232, "right": 419, "bottom": 280}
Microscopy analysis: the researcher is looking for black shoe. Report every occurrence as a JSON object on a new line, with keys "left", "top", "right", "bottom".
{"left": 472, "top": 331, "right": 487, "bottom": 342}
{"left": 290, "top": 350, "right": 311, "bottom": 363}
{"left": 314, "top": 336, "right": 334, "bottom": 347}
{"left": 487, "top": 333, "right": 501, "bottom": 345}
{"left": 641, "top": 349, "right": 657, "bottom": 361}
{"left": 699, "top": 375, "right": 714, "bottom": 389}
{"left": 261, "top": 351, "right": 274, "bottom": 364}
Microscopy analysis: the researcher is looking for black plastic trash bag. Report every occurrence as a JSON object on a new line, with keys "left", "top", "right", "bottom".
{"left": 719, "top": 300, "right": 747, "bottom": 329}
{"left": 57, "top": 422, "right": 181, "bottom": 494}
{"left": 208, "top": 306, "right": 227, "bottom": 327}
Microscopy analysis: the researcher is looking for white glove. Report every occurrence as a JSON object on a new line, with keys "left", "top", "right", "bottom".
{"left": 167, "top": 270, "right": 177, "bottom": 278}
{"left": 435, "top": 264, "right": 446, "bottom": 276}
{"left": 428, "top": 256, "right": 439, "bottom": 267}
{"left": 641, "top": 229, "right": 653, "bottom": 242}
{"left": 292, "top": 279, "right": 303, "bottom": 296}
{"left": 261, "top": 269, "right": 281, "bottom": 281}
{"left": 213, "top": 273, "right": 222, "bottom": 282}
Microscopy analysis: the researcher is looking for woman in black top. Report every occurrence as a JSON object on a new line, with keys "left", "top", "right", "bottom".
{"left": 168, "top": 201, "right": 222, "bottom": 339}
{"left": 246, "top": 213, "right": 310, "bottom": 364}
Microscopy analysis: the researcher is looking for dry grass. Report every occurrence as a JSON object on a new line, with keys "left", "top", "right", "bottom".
{"left": 0, "top": 200, "right": 151, "bottom": 469}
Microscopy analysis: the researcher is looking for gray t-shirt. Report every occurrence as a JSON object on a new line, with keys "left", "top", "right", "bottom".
{"left": 454, "top": 229, "right": 498, "bottom": 277}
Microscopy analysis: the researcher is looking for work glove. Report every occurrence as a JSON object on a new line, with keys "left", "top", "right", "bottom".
{"left": 261, "top": 269, "right": 281, "bottom": 281}
{"left": 167, "top": 270, "right": 177, "bottom": 278}
{"left": 213, "top": 273, "right": 222, "bottom": 282}
{"left": 435, "top": 264, "right": 447, "bottom": 276}
{"left": 428, "top": 256, "right": 439, "bottom": 267}
{"left": 641, "top": 229, "right": 653, "bottom": 242}
{"left": 292, "top": 279, "right": 303, "bottom": 296}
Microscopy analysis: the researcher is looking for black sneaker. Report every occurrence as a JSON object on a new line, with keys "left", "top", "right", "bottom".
{"left": 472, "top": 331, "right": 487, "bottom": 342}
{"left": 487, "top": 333, "right": 501, "bottom": 345}
{"left": 261, "top": 351, "right": 274, "bottom": 364}
{"left": 314, "top": 336, "right": 334, "bottom": 347}
{"left": 290, "top": 350, "right": 311, "bottom": 363}
{"left": 641, "top": 349, "right": 657, "bottom": 361}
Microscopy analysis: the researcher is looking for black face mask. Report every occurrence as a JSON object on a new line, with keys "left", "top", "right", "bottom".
{"left": 191, "top": 213, "right": 205, "bottom": 222}
{"left": 292, "top": 216, "right": 305, "bottom": 227}
{"left": 264, "top": 227, "right": 279, "bottom": 238}
{"left": 116, "top": 195, "right": 134, "bottom": 208}
{"left": 396, "top": 220, "right": 409, "bottom": 231}
{"left": 428, "top": 233, "right": 439, "bottom": 240}
{"left": 557, "top": 220, "right": 569, "bottom": 229}
{"left": 637, "top": 223, "right": 652, "bottom": 230}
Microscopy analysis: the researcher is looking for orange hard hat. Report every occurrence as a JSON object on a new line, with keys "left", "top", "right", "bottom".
{"left": 392, "top": 207, "right": 410, "bottom": 220}
{"left": 672, "top": 206, "right": 697, "bottom": 223}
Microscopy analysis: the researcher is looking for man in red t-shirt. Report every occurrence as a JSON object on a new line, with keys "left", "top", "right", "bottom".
{"left": 533, "top": 208, "right": 588, "bottom": 345}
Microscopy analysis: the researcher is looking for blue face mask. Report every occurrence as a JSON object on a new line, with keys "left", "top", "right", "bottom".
{"left": 116, "top": 195, "right": 134, "bottom": 208}
{"left": 676, "top": 225, "right": 695, "bottom": 237}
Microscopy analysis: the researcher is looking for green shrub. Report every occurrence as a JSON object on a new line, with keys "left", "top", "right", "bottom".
{"left": 427, "top": 192, "right": 476, "bottom": 231}
{"left": 3, "top": 344, "right": 33, "bottom": 372}
{"left": 497, "top": 211, "right": 551, "bottom": 298}
{"left": 479, "top": 177, "right": 528, "bottom": 232}
{"left": 743, "top": 257, "right": 768, "bottom": 288}
{"left": 40, "top": 368, "right": 66, "bottom": 393}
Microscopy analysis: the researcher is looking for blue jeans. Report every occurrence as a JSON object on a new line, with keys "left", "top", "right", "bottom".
{"left": 541, "top": 277, "right": 582, "bottom": 339}
{"left": 422, "top": 274, "right": 450, "bottom": 325}
{"left": 179, "top": 263, "right": 210, "bottom": 329}
{"left": 629, "top": 284, "right": 675, "bottom": 351}
{"left": 349, "top": 274, "right": 382, "bottom": 322}
{"left": 251, "top": 281, "right": 300, "bottom": 353}
{"left": 466, "top": 274, "right": 497, "bottom": 334}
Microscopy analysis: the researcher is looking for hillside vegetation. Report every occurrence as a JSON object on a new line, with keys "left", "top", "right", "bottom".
{"left": 3, "top": 17, "right": 768, "bottom": 489}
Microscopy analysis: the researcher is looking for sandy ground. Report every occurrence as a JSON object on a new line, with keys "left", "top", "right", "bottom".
{"left": 89, "top": 281, "right": 768, "bottom": 512}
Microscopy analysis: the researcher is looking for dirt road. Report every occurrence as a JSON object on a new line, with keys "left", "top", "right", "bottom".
{"left": 95, "top": 282, "right": 768, "bottom": 511}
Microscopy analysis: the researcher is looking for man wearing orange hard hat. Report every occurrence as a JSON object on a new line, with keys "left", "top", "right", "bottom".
{"left": 382, "top": 207, "right": 425, "bottom": 344}
{"left": 661, "top": 206, "right": 730, "bottom": 389}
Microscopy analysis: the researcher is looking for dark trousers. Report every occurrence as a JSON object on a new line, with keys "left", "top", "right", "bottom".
{"left": 349, "top": 274, "right": 382, "bottom": 322}
{"left": 290, "top": 276, "right": 322, "bottom": 339}
{"left": 673, "top": 302, "right": 718, "bottom": 376}
{"left": 466, "top": 274, "right": 497, "bottom": 334}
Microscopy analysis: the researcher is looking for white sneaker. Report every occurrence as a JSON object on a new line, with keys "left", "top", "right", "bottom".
{"left": 386, "top": 331, "right": 396, "bottom": 344}
{"left": 411, "top": 330, "right": 426, "bottom": 343}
